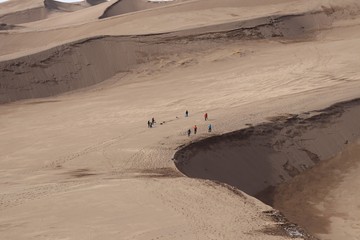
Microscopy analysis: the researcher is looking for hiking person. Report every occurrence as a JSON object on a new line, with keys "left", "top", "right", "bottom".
{"left": 152, "top": 117, "right": 155, "bottom": 125}
{"left": 187, "top": 129, "right": 191, "bottom": 137}
{"left": 208, "top": 124, "right": 212, "bottom": 132}
{"left": 147, "top": 120, "right": 151, "bottom": 128}
{"left": 194, "top": 125, "right": 197, "bottom": 134}
{"left": 204, "top": 113, "right": 208, "bottom": 121}
{"left": 185, "top": 110, "right": 189, "bottom": 117}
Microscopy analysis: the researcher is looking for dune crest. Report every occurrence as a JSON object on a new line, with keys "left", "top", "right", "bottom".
{"left": 1, "top": 0, "right": 360, "bottom": 239}
{"left": 0, "top": 3, "right": 357, "bottom": 103}
{"left": 99, "top": 0, "right": 182, "bottom": 19}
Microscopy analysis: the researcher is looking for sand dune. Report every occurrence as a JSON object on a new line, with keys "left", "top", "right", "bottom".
{"left": 99, "top": 0, "right": 185, "bottom": 18}
{"left": 44, "top": 0, "right": 95, "bottom": 12}
{"left": 0, "top": 7, "right": 51, "bottom": 25}
{"left": 175, "top": 100, "right": 360, "bottom": 196}
{"left": 1, "top": 0, "right": 360, "bottom": 239}
{"left": 0, "top": 0, "right": 48, "bottom": 25}
{"left": 0, "top": 0, "right": 43, "bottom": 16}
{"left": 174, "top": 101, "right": 360, "bottom": 239}
{"left": 2, "top": 0, "right": 356, "bottom": 58}
{"left": 0, "top": 0, "right": 109, "bottom": 25}
{"left": 0, "top": 3, "right": 355, "bottom": 103}
{"left": 86, "top": 0, "right": 108, "bottom": 5}
{"left": 272, "top": 139, "right": 360, "bottom": 239}
{"left": 0, "top": 22, "right": 17, "bottom": 30}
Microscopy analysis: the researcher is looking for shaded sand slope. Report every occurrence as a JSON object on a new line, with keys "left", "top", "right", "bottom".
{"left": 0, "top": 34, "right": 215, "bottom": 103}
{"left": 0, "top": 2, "right": 358, "bottom": 103}
{"left": 174, "top": 100, "right": 360, "bottom": 197}
{"left": 99, "top": 0, "right": 185, "bottom": 18}
{"left": 0, "top": 0, "right": 108, "bottom": 25}
{"left": 0, "top": 0, "right": 43, "bottom": 16}
{"left": 87, "top": 0, "right": 108, "bottom": 5}
{"left": 1, "top": 21, "right": 360, "bottom": 237}
{"left": 272, "top": 140, "right": 360, "bottom": 239}
{"left": 19, "top": 0, "right": 116, "bottom": 29}
{"left": 0, "top": 7, "right": 50, "bottom": 25}
{"left": 2, "top": 0, "right": 360, "bottom": 59}
{"left": 44, "top": 0, "right": 106, "bottom": 12}
{"left": 0, "top": 39, "right": 336, "bottom": 239}
{"left": 0, "top": 0, "right": 46, "bottom": 25}
{"left": 1, "top": 0, "right": 360, "bottom": 239}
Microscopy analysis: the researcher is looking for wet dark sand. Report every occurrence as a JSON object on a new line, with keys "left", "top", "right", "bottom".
{"left": 272, "top": 140, "right": 360, "bottom": 239}
{"left": 174, "top": 98, "right": 360, "bottom": 239}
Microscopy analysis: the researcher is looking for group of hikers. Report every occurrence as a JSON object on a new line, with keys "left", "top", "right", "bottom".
{"left": 147, "top": 110, "right": 212, "bottom": 137}
{"left": 147, "top": 117, "right": 156, "bottom": 128}
{"left": 185, "top": 110, "right": 211, "bottom": 137}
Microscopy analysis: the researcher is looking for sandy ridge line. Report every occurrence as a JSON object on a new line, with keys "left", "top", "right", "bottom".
{"left": 0, "top": 7, "right": 341, "bottom": 104}
{"left": 174, "top": 98, "right": 360, "bottom": 237}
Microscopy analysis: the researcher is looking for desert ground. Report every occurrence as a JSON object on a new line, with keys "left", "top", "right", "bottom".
{"left": 1, "top": 0, "right": 360, "bottom": 239}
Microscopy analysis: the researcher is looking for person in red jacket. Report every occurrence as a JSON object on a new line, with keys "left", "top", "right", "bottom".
{"left": 204, "top": 113, "right": 208, "bottom": 121}
{"left": 194, "top": 125, "right": 197, "bottom": 134}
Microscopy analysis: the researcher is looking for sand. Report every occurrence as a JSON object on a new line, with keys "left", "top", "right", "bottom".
{"left": 175, "top": 99, "right": 360, "bottom": 238}
{"left": 1, "top": 0, "right": 360, "bottom": 239}
{"left": 99, "top": 0, "right": 187, "bottom": 18}
{"left": 272, "top": 139, "right": 360, "bottom": 240}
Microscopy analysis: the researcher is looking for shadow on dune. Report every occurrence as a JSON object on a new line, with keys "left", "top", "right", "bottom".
{"left": 1, "top": 4, "right": 355, "bottom": 103}
{"left": 86, "top": 0, "right": 108, "bottom": 5}
{"left": 44, "top": 0, "right": 106, "bottom": 12}
{"left": 0, "top": 0, "right": 108, "bottom": 25}
{"left": 99, "top": 0, "right": 176, "bottom": 19}
{"left": 174, "top": 99, "right": 360, "bottom": 236}
{"left": 0, "top": 6, "right": 50, "bottom": 25}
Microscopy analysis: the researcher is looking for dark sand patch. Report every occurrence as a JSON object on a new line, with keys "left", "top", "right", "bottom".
{"left": 0, "top": 5, "right": 344, "bottom": 104}
{"left": 271, "top": 141, "right": 360, "bottom": 238}
{"left": 261, "top": 210, "right": 319, "bottom": 240}
{"left": 99, "top": 0, "right": 179, "bottom": 19}
{"left": 174, "top": 99, "right": 360, "bottom": 238}
{"left": 67, "top": 168, "right": 97, "bottom": 178}
{"left": 0, "top": 7, "right": 50, "bottom": 25}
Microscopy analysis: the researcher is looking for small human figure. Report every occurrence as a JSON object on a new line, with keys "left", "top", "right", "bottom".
{"left": 147, "top": 120, "right": 151, "bottom": 128}
{"left": 204, "top": 113, "right": 208, "bottom": 121}
{"left": 187, "top": 129, "right": 191, "bottom": 137}
{"left": 194, "top": 125, "right": 197, "bottom": 134}
{"left": 152, "top": 117, "right": 155, "bottom": 125}
{"left": 185, "top": 110, "right": 189, "bottom": 117}
{"left": 208, "top": 124, "right": 212, "bottom": 132}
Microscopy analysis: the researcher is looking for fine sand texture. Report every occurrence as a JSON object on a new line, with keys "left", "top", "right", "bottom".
{"left": 175, "top": 100, "right": 360, "bottom": 196}
{"left": 175, "top": 99, "right": 360, "bottom": 239}
{"left": 1, "top": 0, "right": 360, "bottom": 239}
{"left": 99, "top": 0, "right": 188, "bottom": 18}
{"left": 0, "top": 0, "right": 109, "bottom": 25}
{"left": 272, "top": 140, "right": 360, "bottom": 240}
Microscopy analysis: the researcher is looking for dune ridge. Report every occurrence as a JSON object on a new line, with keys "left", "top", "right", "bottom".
{"left": 174, "top": 99, "right": 360, "bottom": 196}
{"left": 0, "top": 4, "right": 353, "bottom": 104}
{"left": 44, "top": 0, "right": 87, "bottom": 12}
{"left": 0, "top": 7, "right": 50, "bottom": 25}
{"left": 1, "top": 0, "right": 360, "bottom": 239}
{"left": 99, "top": 0, "right": 181, "bottom": 18}
{"left": 174, "top": 99, "right": 360, "bottom": 237}
{"left": 0, "top": 0, "right": 108, "bottom": 25}
{"left": 86, "top": 0, "right": 107, "bottom": 5}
